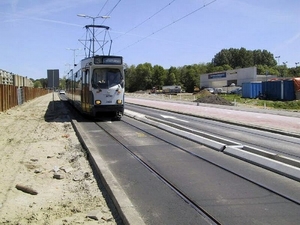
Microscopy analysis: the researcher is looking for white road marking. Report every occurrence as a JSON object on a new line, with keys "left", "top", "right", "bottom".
{"left": 160, "top": 115, "right": 189, "bottom": 123}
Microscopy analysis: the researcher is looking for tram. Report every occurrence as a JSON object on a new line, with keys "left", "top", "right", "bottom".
{"left": 65, "top": 22, "right": 125, "bottom": 120}
{"left": 66, "top": 55, "right": 124, "bottom": 120}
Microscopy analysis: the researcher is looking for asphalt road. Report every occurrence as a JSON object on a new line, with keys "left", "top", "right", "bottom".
{"left": 125, "top": 103, "right": 300, "bottom": 162}
{"left": 124, "top": 96, "right": 300, "bottom": 137}
{"left": 62, "top": 95, "right": 300, "bottom": 224}
{"left": 73, "top": 112, "right": 300, "bottom": 225}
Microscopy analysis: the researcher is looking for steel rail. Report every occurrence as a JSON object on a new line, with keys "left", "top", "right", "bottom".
{"left": 102, "top": 117, "right": 300, "bottom": 205}
{"left": 95, "top": 120, "right": 222, "bottom": 225}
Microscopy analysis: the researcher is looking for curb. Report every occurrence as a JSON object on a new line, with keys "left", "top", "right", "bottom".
{"left": 71, "top": 119, "right": 145, "bottom": 225}
{"left": 224, "top": 146, "right": 300, "bottom": 182}
{"left": 125, "top": 100, "right": 300, "bottom": 138}
{"left": 125, "top": 109, "right": 300, "bottom": 182}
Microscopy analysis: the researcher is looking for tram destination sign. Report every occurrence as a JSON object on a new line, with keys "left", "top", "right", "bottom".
{"left": 94, "top": 56, "right": 122, "bottom": 65}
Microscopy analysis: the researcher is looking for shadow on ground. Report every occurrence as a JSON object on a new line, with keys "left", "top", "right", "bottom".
{"left": 44, "top": 100, "right": 71, "bottom": 122}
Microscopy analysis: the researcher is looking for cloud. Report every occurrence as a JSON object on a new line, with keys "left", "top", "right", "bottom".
{"left": 286, "top": 32, "right": 300, "bottom": 45}
{"left": 26, "top": 16, "right": 82, "bottom": 27}
{"left": 273, "top": 31, "right": 300, "bottom": 53}
{"left": 3, "top": 0, "right": 96, "bottom": 19}
{"left": 1, "top": 0, "right": 88, "bottom": 27}
{"left": 10, "top": 0, "right": 18, "bottom": 13}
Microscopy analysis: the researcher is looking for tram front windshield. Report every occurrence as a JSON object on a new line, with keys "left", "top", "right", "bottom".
{"left": 92, "top": 68, "right": 122, "bottom": 89}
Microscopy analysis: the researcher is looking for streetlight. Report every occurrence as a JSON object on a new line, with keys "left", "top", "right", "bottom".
{"left": 77, "top": 14, "right": 110, "bottom": 56}
{"left": 275, "top": 56, "right": 280, "bottom": 65}
{"left": 77, "top": 14, "right": 110, "bottom": 20}
{"left": 66, "top": 48, "right": 81, "bottom": 66}
{"left": 283, "top": 61, "right": 288, "bottom": 66}
{"left": 295, "top": 62, "right": 299, "bottom": 68}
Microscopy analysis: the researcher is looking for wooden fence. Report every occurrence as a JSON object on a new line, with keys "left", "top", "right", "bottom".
{"left": 0, "top": 84, "right": 48, "bottom": 112}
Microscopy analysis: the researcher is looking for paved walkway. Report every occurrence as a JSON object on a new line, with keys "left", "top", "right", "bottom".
{"left": 125, "top": 97, "right": 300, "bottom": 137}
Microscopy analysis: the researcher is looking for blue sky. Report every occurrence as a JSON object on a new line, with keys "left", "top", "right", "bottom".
{"left": 0, "top": 0, "right": 299, "bottom": 80}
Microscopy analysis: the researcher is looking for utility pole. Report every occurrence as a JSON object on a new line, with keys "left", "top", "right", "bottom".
{"left": 66, "top": 48, "right": 81, "bottom": 67}
{"left": 275, "top": 56, "right": 280, "bottom": 65}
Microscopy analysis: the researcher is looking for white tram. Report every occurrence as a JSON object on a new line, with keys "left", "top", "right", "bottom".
{"left": 66, "top": 55, "right": 125, "bottom": 120}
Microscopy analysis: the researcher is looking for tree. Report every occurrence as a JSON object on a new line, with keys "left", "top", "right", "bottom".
{"left": 166, "top": 67, "right": 179, "bottom": 85}
{"left": 152, "top": 65, "right": 166, "bottom": 89}
{"left": 256, "top": 65, "right": 279, "bottom": 76}
{"left": 125, "top": 65, "right": 139, "bottom": 92}
{"left": 59, "top": 76, "right": 67, "bottom": 89}
{"left": 237, "top": 47, "right": 253, "bottom": 67}
{"left": 135, "top": 63, "right": 153, "bottom": 90}
{"left": 123, "top": 48, "right": 299, "bottom": 93}
{"left": 212, "top": 48, "right": 276, "bottom": 69}
{"left": 222, "top": 64, "right": 233, "bottom": 71}
{"left": 261, "top": 50, "right": 277, "bottom": 67}
{"left": 277, "top": 65, "right": 289, "bottom": 77}
{"left": 33, "top": 78, "right": 47, "bottom": 88}
{"left": 33, "top": 80, "right": 42, "bottom": 88}
{"left": 165, "top": 72, "right": 176, "bottom": 86}
{"left": 212, "top": 49, "right": 231, "bottom": 66}
{"left": 290, "top": 66, "right": 300, "bottom": 77}
{"left": 180, "top": 65, "right": 198, "bottom": 92}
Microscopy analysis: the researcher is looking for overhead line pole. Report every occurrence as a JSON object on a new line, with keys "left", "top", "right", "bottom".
{"left": 77, "top": 14, "right": 110, "bottom": 57}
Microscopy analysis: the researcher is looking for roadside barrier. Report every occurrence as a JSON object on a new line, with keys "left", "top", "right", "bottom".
{"left": 0, "top": 84, "right": 48, "bottom": 112}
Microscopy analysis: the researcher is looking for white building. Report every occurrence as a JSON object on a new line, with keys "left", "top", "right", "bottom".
{"left": 200, "top": 66, "right": 278, "bottom": 92}
{"left": 0, "top": 69, "right": 14, "bottom": 85}
{"left": 0, "top": 69, "right": 33, "bottom": 87}
{"left": 200, "top": 67, "right": 257, "bottom": 89}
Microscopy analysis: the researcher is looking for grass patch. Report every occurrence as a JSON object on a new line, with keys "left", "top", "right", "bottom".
{"left": 222, "top": 94, "right": 300, "bottom": 110}
{"left": 131, "top": 92, "right": 300, "bottom": 111}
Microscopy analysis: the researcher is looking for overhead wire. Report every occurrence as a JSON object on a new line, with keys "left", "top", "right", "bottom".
{"left": 114, "top": 0, "right": 176, "bottom": 40}
{"left": 94, "top": 0, "right": 122, "bottom": 36}
{"left": 89, "top": 0, "right": 176, "bottom": 54}
{"left": 97, "top": 0, "right": 110, "bottom": 17}
{"left": 92, "top": 0, "right": 122, "bottom": 54}
{"left": 115, "top": 0, "right": 217, "bottom": 53}
{"left": 106, "top": 0, "right": 122, "bottom": 16}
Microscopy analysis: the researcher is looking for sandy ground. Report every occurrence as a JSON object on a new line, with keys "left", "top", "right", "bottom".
{"left": 0, "top": 93, "right": 120, "bottom": 225}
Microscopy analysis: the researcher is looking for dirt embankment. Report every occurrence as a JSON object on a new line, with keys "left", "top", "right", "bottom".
{"left": 193, "top": 90, "right": 233, "bottom": 106}
{"left": 0, "top": 93, "right": 121, "bottom": 225}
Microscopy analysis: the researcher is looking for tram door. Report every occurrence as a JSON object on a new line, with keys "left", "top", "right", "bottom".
{"left": 81, "top": 70, "right": 90, "bottom": 112}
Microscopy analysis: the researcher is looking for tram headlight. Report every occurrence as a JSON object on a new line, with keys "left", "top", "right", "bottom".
{"left": 95, "top": 100, "right": 101, "bottom": 105}
{"left": 116, "top": 99, "right": 122, "bottom": 104}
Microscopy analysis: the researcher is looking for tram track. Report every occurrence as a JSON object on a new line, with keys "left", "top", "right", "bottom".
{"left": 98, "top": 117, "right": 300, "bottom": 204}
{"left": 86, "top": 115, "right": 300, "bottom": 224}
{"left": 65, "top": 96, "right": 300, "bottom": 224}
{"left": 95, "top": 120, "right": 221, "bottom": 225}
{"left": 180, "top": 115, "right": 300, "bottom": 160}
{"left": 124, "top": 109, "right": 300, "bottom": 182}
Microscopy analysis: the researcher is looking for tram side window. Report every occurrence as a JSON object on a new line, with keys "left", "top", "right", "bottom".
{"left": 82, "top": 69, "right": 89, "bottom": 84}
{"left": 92, "top": 68, "right": 122, "bottom": 88}
{"left": 75, "top": 71, "right": 82, "bottom": 89}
